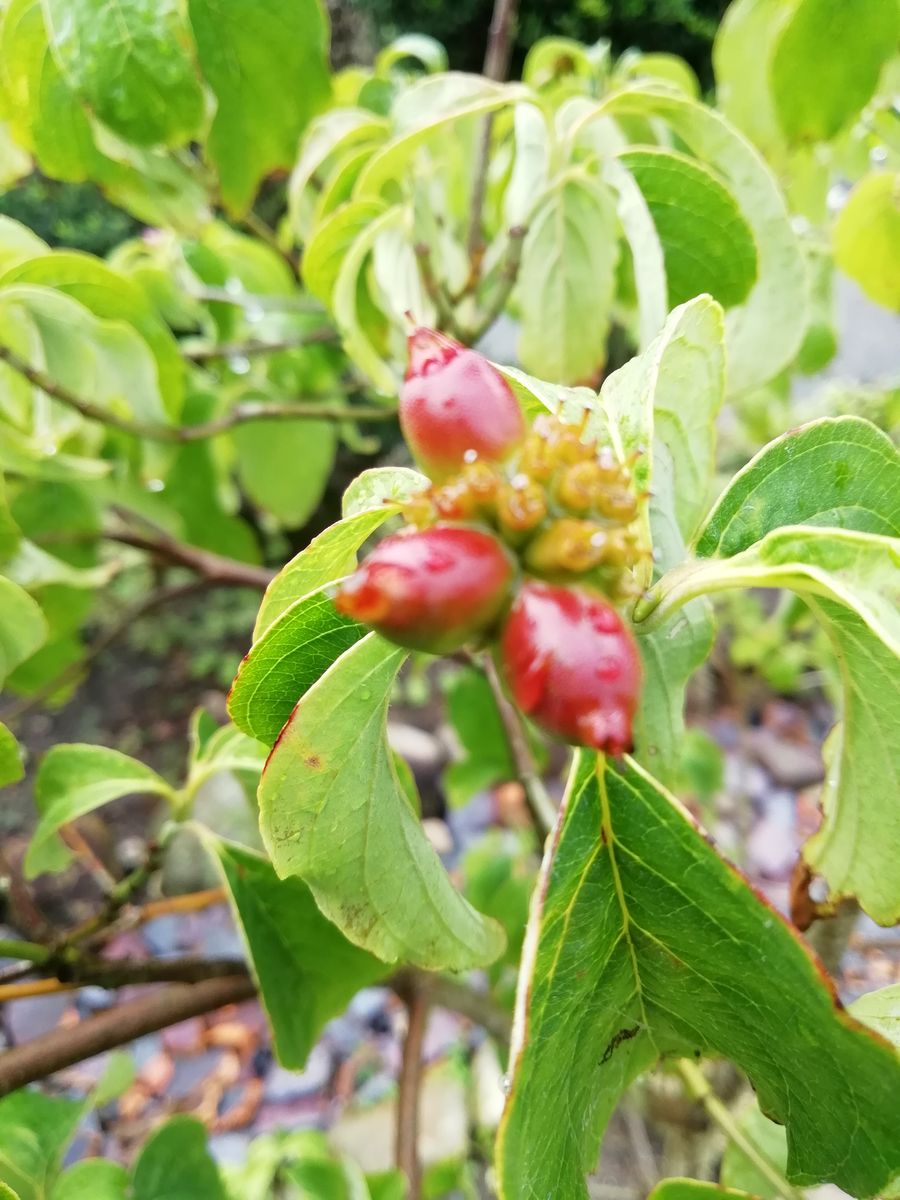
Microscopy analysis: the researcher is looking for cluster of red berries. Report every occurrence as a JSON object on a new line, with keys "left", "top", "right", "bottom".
{"left": 334, "top": 329, "right": 643, "bottom": 756}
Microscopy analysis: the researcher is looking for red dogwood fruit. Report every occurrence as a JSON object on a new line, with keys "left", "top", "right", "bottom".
{"left": 334, "top": 525, "right": 515, "bottom": 654}
{"left": 400, "top": 328, "right": 525, "bottom": 479}
{"left": 499, "top": 582, "right": 641, "bottom": 755}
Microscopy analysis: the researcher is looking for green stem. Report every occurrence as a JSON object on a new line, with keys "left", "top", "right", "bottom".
{"left": 676, "top": 1060, "right": 804, "bottom": 1200}
{"left": 0, "top": 938, "right": 52, "bottom": 965}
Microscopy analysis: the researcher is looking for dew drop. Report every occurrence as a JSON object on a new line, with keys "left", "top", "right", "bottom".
{"left": 870, "top": 145, "right": 888, "bottom": 166}
{"left": 500, "top": 1073, "right": 512, "bottom": 1095}
{"left": 359, "top": 687, "right": 372, "bottom": 703}
{"left": 463, "top": 448, "right": 478, "bottom": 464}
{"left": 146, "top": 478, "right": 165, "bottom": 493}
{"left": 228, "top": 355, "right": 251, "bottom": 375}
{"left": 511, "top": 473, "right": 529, "bottom": 491}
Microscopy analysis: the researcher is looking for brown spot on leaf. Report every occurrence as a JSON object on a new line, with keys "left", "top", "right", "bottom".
{"left": 305, "top": 754, "right": 322, "bottom": 770}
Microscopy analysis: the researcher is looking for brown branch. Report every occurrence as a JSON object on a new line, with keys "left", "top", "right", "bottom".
{"left": 106, "top": 530, "right": 275, "bottom": 590}
{"left": 0, "top": 948, "right": 513, "bottom": 1099}
{"left": 0, "top": 344, "right": 395, "bottom": 443}
{"left": 465, "top": 0, "right": 520, "bottom": 266}
{"left": 183, "top": 328, "right": 338, "bottom": 363}
{"left": 0, "top": 976, "right": 257, "bottom": 1099}
{"left": 394, "top": 969, "right": 512, "bottom": 1046}
{"left": 395, "top": 979, "right": 430, "bottom": 1198}
{"left": 483, "top": 654, "right": 556, "bottom": 838}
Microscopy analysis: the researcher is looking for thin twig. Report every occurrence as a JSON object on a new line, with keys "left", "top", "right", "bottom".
{"left": 0, "top": 976, "right": 258, "bottom": 1098}
{"left": 183, "top": 329, "right": 338, "bottom": 363}
{"left": 0, "top": 849, "right": 52, "bottom": 942}
{"left": 64, "top": 841, "right": 167, "bottom": 945}
{"left": 393, "top": 969, "right": 512, "bottom": 1046}
{"left": 466, "top": 224, "right": 527, "bottom": 342}
{"left": 413, "top": 243, "right": 465, "bottom": 339}
{"left": 676, "top": 1060, "right": 804, "bottom": 1200}
{"left": 465, "top": 0, "right": 520, "bottom": 266}
{"left": 0, "top": 345, "right": 395, "bottom": 443}
{"left": 58, "top": 827, "right": 118, "bottom": 895}
{"left": 396, "top": 979, "right": 430, "bottom": 1198}
{"left": 483, "top": 655, "right": 557, "bottom": 838}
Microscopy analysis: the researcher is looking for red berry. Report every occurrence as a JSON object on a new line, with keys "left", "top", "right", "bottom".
{"left": 499, "top": 582, "right": 641, "bottom": 755}
{"left": 334, "top": 525, "right": 515, "bottom": 655}
{"left": 400, "top": 328, "right": 525, "bottom": 479}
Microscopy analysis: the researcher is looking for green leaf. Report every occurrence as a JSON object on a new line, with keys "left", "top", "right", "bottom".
{"left": 712, "top": 0, "right": 794, "bottom": 156}
{"left": 0, "top": 722, "right": 24, "bottom": 786}
{"left": 51, "top": 1161, "right": 128, "bottom": 1200}
{"left": 354, "top": 74, "right": 525, "bottom": 198}
{"left": 618, "top": 148, "right": 757, "bottom": 309}
{"left": 303, "top": 199, "right": 389, "bottom": 310}
{"left": 0, "top": 574, "right": 46, "bottom": 683}
{"left": 696, "top": 416, "right": 900, "bottom": 557}
{"left": 849, "top": 984, "right": 900, "bottom": 1050}
{"left": 208, "top": 837, "right": 388, "bottom": 1067}
{"left": 229, "top": 587, "right": 367, "bottom": 745}
{"left": 598, "top": 298, "right": 724, "bottom": 784}
{"left": 640, "top": 528, "right": 900, "bottom": 655}
{"left": 331, "top": 205, "right": 403, "bottom": 393}
{"left": 649, "top": 1184, "right": 755, "bottom": 1200}
{"left": 634, "top": 601, "right": 714, "bottom": 789}
{"left": 187, "top": 0, "right": 331, "bottom": 216}
{"left": 0, "top": 217, "right": 48, "bottom": 275}
{"left": 0, "top": 252, "right": 184, "bottom": 413}
{"left": 504, "top": 101, "right": 550, "bottom": 228}
{"left": 0, "top": 478, "right": 20, "bottom": 564}
{"left": 802, "top": 598, "right": 900, "bottom": 925}
{"left": 341, "top": 466, "right": 427, "bottom": 520}
{"left": 376, "top": 33, "right": 448, "bottom": 76}
{"left": 188, "top": 721, "right": 267, "bottom": 780}
{"left": 0, "top": 1186, "right": 21, "bottom": 1200}
{"left": 602, "top": 295, "right": 726, "bottom": 569}
{"left": 495, "top": 363, "right": 594, "bottom": 426}
{"left": 570, "top": 86, "right": 807, "bottom": 395}
{"left": 0, "top": 1090, "right": 84, "bottom": 1200}
{"left": 517, "top": 175, "right": 619, "bottom": 385}
{"left": 496, "top": 753, "right": 900, "bottom": 1200}
{"left": 4, "top": 540, "right": 113, "bottom": 591}
{"left": 0, "top": 286, "right": 170, "bottom": 439}
{"left": 602, "top": 156, "right": 667, "bottom": 350}
{"left": 771, "top": 0, "right": 900, "bottom": 144}
{"left": 255, "top": 507, "right": 400, "bottom": 640}
{"left": 133, "top": 1116, "right": 226, "bottom": 1200}
{"left": 833, "top": 173, "right": 900, "bottom": 312}
{"left": 290, "top": 109, "right": 389, "bottom": 241}
{"left": 164, "top": 393, "right": 260, "bottom": 564}
{"left": 42, "top": 0, "right": 203, "bottom": 146}
{"left": 0, "top": 0, "right": 106, "bottom": 181}
{"left": 259, "top": 633, "right": 505, "bottom": 968}
{"left": 233, "top": 418, "right": 336, "bottom": 529}
{"left": 27, "top": 744, "right": 174, "bottom": 878}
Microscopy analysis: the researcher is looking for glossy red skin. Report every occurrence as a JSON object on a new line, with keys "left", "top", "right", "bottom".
{"left": 400, "top": 328, "right": 525, "bottom": 479}
{"left": 334, "top": 525, "right": 515, "bottom": 655}
{"left": 499, "top": 582, "right": 641, "bottom": 755}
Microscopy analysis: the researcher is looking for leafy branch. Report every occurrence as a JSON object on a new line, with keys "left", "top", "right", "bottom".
{"left": 0, "top": 344, "right": 397, "bottom": 443}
